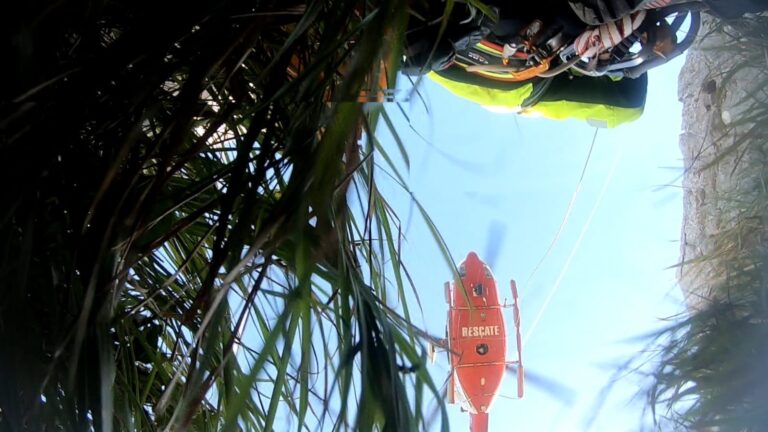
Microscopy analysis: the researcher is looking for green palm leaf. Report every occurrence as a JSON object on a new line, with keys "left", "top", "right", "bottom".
{"left": 1, "top": 1, "right": 452, "bottom": 430}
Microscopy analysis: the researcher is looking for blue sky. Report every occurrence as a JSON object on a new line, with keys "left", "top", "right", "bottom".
{"left": 375, "top": 54, "right": 688, "bottom": 431}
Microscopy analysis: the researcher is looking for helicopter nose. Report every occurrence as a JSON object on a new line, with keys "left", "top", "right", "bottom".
{"left": 466, "top": 251, "right": 480, "bottom": 263}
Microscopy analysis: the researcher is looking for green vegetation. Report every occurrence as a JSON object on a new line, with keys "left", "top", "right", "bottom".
{"left": 0, "top": 1, "right": 450, "bottom": 430}
{"left": 641, "top": 14, "right": 768, "bottom": 432}
{"left": 5, "top": 1, "right": 764, "bottom": 430}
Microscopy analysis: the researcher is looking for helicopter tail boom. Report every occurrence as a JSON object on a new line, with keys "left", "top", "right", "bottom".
{"left": 469, "top": 412, "right": 489, "bottom": 432}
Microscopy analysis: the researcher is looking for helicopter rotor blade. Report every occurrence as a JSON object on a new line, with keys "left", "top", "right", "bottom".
{"left": 423, "top": 373, "right": 451, "bottom": 430}
{"left": 506, "top": 364, "right": 578, "bottom": 406}
{"left": 483, "top": 219, "right": 506, "bottom": 269}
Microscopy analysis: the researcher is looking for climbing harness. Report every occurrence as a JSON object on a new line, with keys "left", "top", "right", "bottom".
{"left": 448, "top": 1, "right": 699, "bottom": 82}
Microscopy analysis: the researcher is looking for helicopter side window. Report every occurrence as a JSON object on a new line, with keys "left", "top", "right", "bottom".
{"left": 473, "top": 283, "right": 484, "bottom": 296}
{"left": 476, "top": 343, "right": 489, "bottom": 356}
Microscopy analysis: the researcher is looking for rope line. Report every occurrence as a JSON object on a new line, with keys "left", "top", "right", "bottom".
{"left": 524, "top": 128, "right": 599, "bottom": 288}
{"left": 523, "top": 133, "right": 622, "bottom": 347}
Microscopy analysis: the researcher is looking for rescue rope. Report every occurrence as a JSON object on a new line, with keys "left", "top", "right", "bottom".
{"left": 575, "top": 10, "right": 647, "bottom": 58}
{"left": 643, "top": 0, "right": 673, "bottom": 9}
{"left": 523, "top": 133, "right": 622, "bottom": 347}
{"left": 523, "top": 129, "right": 598, "bottom": 288}
{"left": 573, "top": 0, "right": 674, "bottom": 58}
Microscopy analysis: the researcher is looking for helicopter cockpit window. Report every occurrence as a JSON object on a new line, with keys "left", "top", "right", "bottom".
{"left": 483, "top": 265, "right": 493, "bottom": 278}
{"left": 473, "top": 283, "right": 484, "bottom": 296}
{"left": 476, "top": 343, "right": 489, "bottom": 355}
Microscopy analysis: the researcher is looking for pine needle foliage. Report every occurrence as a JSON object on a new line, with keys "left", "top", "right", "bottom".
{"left": 0, "top": 1, "right": 449, "bottom": 430}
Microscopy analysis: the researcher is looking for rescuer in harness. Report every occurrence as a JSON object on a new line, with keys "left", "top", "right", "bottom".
{"left": 403, "top": 0, "right": 768, "bottom": 128}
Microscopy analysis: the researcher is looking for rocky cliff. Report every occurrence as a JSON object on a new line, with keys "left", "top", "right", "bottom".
{"left": 677, "top": 14, "right": 767, "bottom": 310}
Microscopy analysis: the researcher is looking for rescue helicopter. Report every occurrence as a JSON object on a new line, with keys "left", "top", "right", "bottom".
{"left": 435, "top": 251, "right": 525, "bottom": 432}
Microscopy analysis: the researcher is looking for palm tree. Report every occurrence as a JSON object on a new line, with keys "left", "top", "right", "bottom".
{"left": 0, "top": 0, "right": 449, "bottom": 430}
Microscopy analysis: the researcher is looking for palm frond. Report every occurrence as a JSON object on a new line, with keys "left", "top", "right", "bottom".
{"left": 0, "top": 1, "right": 450, "bottom": 430}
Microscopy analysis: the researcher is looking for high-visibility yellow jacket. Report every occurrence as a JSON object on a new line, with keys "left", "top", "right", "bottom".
{"left": 427, "top": 69, "right": 645, "bottom": 128}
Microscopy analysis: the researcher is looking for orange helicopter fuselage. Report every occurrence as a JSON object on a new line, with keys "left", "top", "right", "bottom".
{"left": 446, "top": 252, "right": 507, "bottom": 423}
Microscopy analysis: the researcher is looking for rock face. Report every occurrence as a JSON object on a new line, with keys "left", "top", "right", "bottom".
{"left": 677, "top": 15, "right": 765, "bottom": 310}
